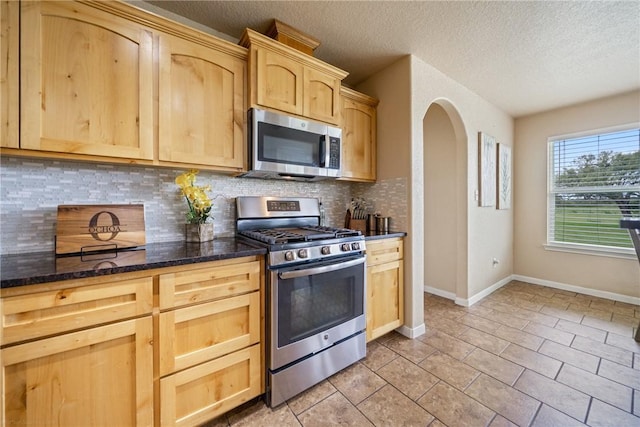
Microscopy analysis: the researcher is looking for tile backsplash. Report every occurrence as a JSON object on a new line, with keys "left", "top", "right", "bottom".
{"left": 0, "top": 156, "right": 407, "bottom": 255}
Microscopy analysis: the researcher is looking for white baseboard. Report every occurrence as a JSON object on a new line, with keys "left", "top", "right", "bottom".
{"left": 423, "top": 286, "right": 456, "bottom": 301}
{"left": 424, "top": 277, "right": 511, "bottom": 307}
{"left": 396, "top": 323, "right": 426, "bottom": 339}
{"left": 512, "top": 274, "right": 640, "bottom": 306}
{"left": 456, "top": 276, "right": 513, "bottom": 307}
{"left": 423, "top": 274, "right": 639, "bottom": 312}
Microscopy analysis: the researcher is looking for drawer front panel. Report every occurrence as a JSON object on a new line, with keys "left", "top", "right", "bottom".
{"left": 366, "top": 238, "right": 403, "bottom": 266}
{"left": 1, "top": 277, "right": 153, "bottom": 346}
{"left": 159, "top": 291, "right": 261, "bottom": 376}
{"left": 159, "top": 257, "right": 261, "bottom": 310}
{"left": 160, "top": 344, "right": 261, "bottom": 427}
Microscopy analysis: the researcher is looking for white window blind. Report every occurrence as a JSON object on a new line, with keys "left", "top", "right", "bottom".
{"left": 548, "top": 127, "right": 639, "bottom": 252}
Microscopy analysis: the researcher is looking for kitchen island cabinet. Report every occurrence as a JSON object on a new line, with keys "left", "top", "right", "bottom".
{"left": 240, "top": 28, "right": 347, "bottom": 126}
{"left": 340, "top": 87, "right": 379, "bottom": 182}
{"left": 366, "top": 236, "right": 404, "bottom": 342}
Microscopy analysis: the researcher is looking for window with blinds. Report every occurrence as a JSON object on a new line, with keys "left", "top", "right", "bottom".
{"left": 548, "top": 126, "right": 639, "bottom": 253}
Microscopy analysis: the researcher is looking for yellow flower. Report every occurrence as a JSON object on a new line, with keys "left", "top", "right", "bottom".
{"left": 175, "top": 170, "right": 213, "bottom": 224}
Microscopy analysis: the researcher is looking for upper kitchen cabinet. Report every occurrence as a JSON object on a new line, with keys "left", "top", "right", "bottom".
{"left": 340, "top": 87, "right": 379, "bottom": 182}
{"left": 158, "top": 33, "right": 246, "bottom": 171}
{"left": 20, "top": 1, "right": 154, "bottom": 160}
{"left": 240, "top": 28, "right": 347, "bottom": 126}
{"left": 1, "top": 0, "right": 18, "bottom": 149}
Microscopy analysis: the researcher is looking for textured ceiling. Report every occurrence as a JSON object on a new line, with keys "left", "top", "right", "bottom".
{"left": 144, "top": 0, "right": 640, "bottom": 117}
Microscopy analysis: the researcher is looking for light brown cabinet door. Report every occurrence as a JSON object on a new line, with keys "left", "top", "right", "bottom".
{"left": 158, "top": 33, "right": 245, "bottom": 170}
{"left": 304, "top": 68, "right": 340, "bottom": 125}
{"left": 159, "top": 291, "right": 261, "bottom": 376}
{"left": 341, "top": 93, "right": 377, "bottom": 182}
{"left": 1, "top": 0, "right": 18, "bottom": 148}
{"left": 160, "top": 344, "right": 261, "bottom": 427}
{"left": 255, "top": 47, "right": 304, "bottom": 116}
{"left": 2, "top": 317, "right": 154, "bottom": 426}
{"left": 366, "top": 238, "right": 404, "bottom": 342}
{"left": 20, "top": 1, "right": 153, "bottom": 159}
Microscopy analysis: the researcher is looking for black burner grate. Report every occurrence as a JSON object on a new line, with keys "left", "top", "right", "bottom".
{"left": 239, "top": 226, "right": 361, "bottom": 245}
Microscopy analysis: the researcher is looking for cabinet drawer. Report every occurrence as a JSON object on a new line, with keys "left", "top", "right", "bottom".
{"left": 159, "top": 291, "right": 261, "bottom": 376}
{"left": 160, "top": 344, "right": 261, "bottom": 427}
{"left": 159, "top": 257, "right": 262, "bottom": 310}
{"left": 1, "top": 276, "right": 153, "bottom": 346}
{"left": 366, "top": 237, "right": 404, "bottom": 266}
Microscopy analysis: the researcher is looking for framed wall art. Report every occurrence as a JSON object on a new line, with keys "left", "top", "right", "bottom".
{"left": 497, "top": 143, "right": 512, "bottom": 209}
{"left": 478, "top": 132, "right": 496, "bottom": 207}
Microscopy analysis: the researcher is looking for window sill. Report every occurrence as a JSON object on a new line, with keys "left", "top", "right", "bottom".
{"left": 544, "top": 242, "right": 636, "bottom": 260}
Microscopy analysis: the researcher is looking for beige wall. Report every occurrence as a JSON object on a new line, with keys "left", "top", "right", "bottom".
{"left": 357, "top": 57, "right": 422, "bottom": 335}
{"left": 357, "top": 55, "right": 514, "bottom": 337}
{"left": 409, "top": 56, "right": 514, "bottom": 303}
{"left": 514, "top": 90, "right": 640, "bottom": 299}
{"left": 423, "top": 104, "right": 457, "bottom": 294}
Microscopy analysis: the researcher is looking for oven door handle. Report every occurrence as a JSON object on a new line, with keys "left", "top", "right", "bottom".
{"left": 278, "top": 256, "right": 365, "bottom": 280}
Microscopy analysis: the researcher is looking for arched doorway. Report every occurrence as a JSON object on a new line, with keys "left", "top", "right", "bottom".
{"left": 423, "top": 101, "right": 468, "bottom": 301}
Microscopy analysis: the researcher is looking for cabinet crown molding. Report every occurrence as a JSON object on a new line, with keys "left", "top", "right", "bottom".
{"left": 341, "top": 86, "right": 380, "bottom": 107}
{"left": 240, "top": 28, "right": 348, "bottom": 80}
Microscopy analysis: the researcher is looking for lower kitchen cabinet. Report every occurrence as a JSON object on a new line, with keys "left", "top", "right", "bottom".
{"left": 0, "top": 254, "right": 265, "bottom": 427}
{"left": 1, "top": 317, "right": 154, "bottom": 426}
{"left": 158, "top": 255, "right": 264, "bottom": 426}
{"left": 366, "top": 237, "right": 404, "bottom": 342}
{"left": 160, "top": 344, "right": 261, "bottom": 427}
{"left": 0, "top": 274, "right": 154, "bottom": 426}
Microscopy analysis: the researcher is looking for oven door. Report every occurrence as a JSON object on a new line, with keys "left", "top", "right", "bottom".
{"left": 269, "top": 255, "right": 366, "bottom": 370}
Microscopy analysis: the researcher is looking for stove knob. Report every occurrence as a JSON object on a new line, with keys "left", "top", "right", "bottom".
{"left": 298, "top": 249, "right": 308, "bottom": 258}
{"left": 351, "top": 242, "right": 360, "bottom": 250}
{"left": 321, "top": 246, "right": 331, "bottom": 255}
{"left": 284, "top": 251, "right": 295, "bottom": 261}
{"left": 341, "top": 243, "right": 351, "bottom": 252}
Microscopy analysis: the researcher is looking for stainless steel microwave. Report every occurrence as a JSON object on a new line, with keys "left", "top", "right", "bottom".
{"left": 241, "top": 108, "right": 342, "bottom": 181}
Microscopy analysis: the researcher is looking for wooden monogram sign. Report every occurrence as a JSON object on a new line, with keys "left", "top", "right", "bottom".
{"left": 55, "top": 204, "right": 145, "bottom": 255}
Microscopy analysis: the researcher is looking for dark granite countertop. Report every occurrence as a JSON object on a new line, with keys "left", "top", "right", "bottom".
{"left": 1, "top": 237, "right": 266, "bottom": 289}
{"left": 1, "top": 233, "right": 406, "bottom": 289}
{"left": 363, "top": 231, "right": 407, "bottom": 241}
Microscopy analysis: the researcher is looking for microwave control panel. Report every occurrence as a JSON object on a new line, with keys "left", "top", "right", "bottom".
{"left": 329, "top": 137, "right": 341, "bottom": 169}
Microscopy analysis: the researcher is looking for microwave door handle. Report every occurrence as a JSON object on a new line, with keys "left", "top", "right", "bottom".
{"left": 279, "top": 256, "right": 365, "bottom": 280}
{"left": 320, "top": 135, "right": 329, "bottom": 167}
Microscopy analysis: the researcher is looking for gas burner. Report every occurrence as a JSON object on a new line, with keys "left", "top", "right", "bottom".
{"left": 236, "top": 196, "right": 366, "bottom": 267}
{"left": 300, "top": 226, "right": 362, "bottom": 239}
{"left": 239, "top": 229, "right": 306, "bottom": 245}
{"left": 239, "top": 226, "right": 361, "bottom": 245}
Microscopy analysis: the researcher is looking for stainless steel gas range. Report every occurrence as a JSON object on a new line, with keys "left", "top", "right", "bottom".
{"left": 236, "top": 196, "right": 366, "bottom": 407}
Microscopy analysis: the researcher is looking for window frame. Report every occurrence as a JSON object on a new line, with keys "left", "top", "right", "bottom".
{"left": 545, "top": 123, "right": 639, "bottom": 260}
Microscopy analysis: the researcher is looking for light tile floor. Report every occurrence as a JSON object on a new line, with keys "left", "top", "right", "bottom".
{"left": 206, "top": 280, "right": 640, "bottom": 426}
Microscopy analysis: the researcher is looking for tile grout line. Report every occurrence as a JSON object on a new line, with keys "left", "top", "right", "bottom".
{"left": 583, "top": 397, "right": 594, "bottom": 424}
